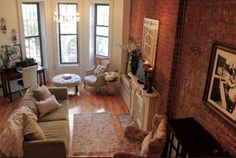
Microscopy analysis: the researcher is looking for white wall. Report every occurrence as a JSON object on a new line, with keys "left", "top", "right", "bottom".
{"left": 0, "top": 0, "right": 19, "bottom": 45}
{"left": 110, "top": 0, "right": 130, "bottom": 73}
{"left": 0, "top": 0, "right": 130, "bottom": 82}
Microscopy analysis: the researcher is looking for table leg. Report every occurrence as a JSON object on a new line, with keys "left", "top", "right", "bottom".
{"left": 43, "top": 70, "right": 46, "bottom": 85}
{"left": 7, "top": 80, "right": 12, "bottom": 102}
{"left": 75, "top": 86, "right": 78, "bottom": 93}
{"left": 1, "top": 76, "right": 7, "bottom": 96}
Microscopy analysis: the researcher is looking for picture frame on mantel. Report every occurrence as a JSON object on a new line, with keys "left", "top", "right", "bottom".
{"left": 203, "top": 42, "right": 236, "bottom": 128}
{"left": 142, "top": 18, "right": 159, "bottom": 67}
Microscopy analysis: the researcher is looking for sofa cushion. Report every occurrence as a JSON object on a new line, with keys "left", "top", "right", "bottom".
{"left": 33, "top": 85, "right": 52, "bottom": 101}
{"left": 148, "top": 118, "right": 167, "bottom": 156}
{"left": 22, "top": 84, "right": 40, "bottom": 101}
{"left": 38, "top": 120, "right": 69, "bottom": 153}
{"left": 22, "top": 100, "right": 39, "bottom": 117}
{"left": 151, "top": 114, "right": 167, "bottom": 135}
{"left": 153, "top": 119, "right": 167, "bottom": 140}
{"left": 57, "top": 99, "right": 69, "bottom": 106}
{"left": 140, "top": 132, "right": 152, "bottom": 155}
{"left": 84, "top": 75, "right": 97, "bottom": 85}
{"left": 23, "top": 114, "right": 46, "bottom": 141}
{"left": 38, "top": 105, "right": 68, "bottom": 122}
{"left": 20, "top": 84, "right": 40, "bottom": 117}
{"left": 36, "top": 95, "right": 62, "bottom": 117}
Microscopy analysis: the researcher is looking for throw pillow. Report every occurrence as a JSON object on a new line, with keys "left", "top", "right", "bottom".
{"left": 33, "top": 85, "right": 51, "bottom": 101}
{"left": 36, "top": 95, "right": 62, "bottom": 117}
{"left": 140, "top": 132, "right": 152, "bottom": 155}
{"left": 94, "top": 65, "right": 106, "bottom": 76}
{"left": 23, "top": 113, "right": 46, "bottom": 140}
{"left": 153, "top": 119, "right": 167, "bottom": 140}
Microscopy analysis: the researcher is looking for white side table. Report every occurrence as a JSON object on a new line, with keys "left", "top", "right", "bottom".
{"left": 106, "top": 80, "right": 118, "bottom": 95}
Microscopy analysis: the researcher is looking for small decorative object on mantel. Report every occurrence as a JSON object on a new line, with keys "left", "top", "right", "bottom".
{"left": 143, "top": 60, "right": 150, "bottom": 90}
{"left": 121, "top": 37, "right": 141, "bottom": 75}
{"left": 0, "top": 17, "right": 7, "bottom": 34}
{"left": 146, "top": 67, "right": 154, "bottom": 93}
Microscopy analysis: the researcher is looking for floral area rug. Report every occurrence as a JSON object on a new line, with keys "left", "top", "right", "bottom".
{"left": 72, "top": 112, "right": 119, "bottom": 157}
{"left": 117, "top": 113, "right": 138, "bottom": 132}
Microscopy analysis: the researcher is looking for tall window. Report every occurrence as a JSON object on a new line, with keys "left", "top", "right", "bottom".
{"left": 58, "top": 3, "right": 78, "bottom": 64}
{"left": 22, "top": 3, "right": 43, "bottom": 65}
{"left": 95, "top": 4, "right": 109, "bottom": 56}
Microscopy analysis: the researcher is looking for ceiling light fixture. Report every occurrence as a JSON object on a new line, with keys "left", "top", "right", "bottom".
{"left": 53, "top": 0, "right": 80, "bottom": 23}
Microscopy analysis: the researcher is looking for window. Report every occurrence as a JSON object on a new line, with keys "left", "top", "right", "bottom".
{"left": 22, "top": 3, "right": 43, "bottom": 65}
{"left": 58, "top": 3, "right": 78, "bottom": 64}
{"left": 95, "top": 4, "right": 109, "bottom": 56}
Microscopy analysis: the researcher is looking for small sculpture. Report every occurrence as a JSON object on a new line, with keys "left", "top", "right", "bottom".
{"left": 0, "top": 17, "right": 7, "bottom": 34}
{"left": 11, "top": 29, "right": 17, "bottom": 44}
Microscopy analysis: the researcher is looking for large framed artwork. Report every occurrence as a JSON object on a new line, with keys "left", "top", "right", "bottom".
{"left": 204, "top": 42, "right": 236, "bottom": 128}
{"left": 142, "top": 18, "right": 159, "bottom": 67}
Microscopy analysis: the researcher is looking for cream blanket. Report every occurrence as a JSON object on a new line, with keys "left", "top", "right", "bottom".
{"left": 0, "top": 106, "right": 37, "bottom": 157}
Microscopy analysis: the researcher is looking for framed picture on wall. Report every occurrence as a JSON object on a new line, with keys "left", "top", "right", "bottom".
{"left": 203, "top": 42, "right": 236, "bottom": 128}
{"left": 142, "top": 18, "right": 159, "bottom": 67}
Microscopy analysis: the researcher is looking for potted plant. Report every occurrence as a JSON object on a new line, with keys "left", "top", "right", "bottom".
{"left": 121, "top": 37, "right": 141, "bottom": 75}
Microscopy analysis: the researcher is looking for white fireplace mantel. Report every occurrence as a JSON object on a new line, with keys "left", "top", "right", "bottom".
{"left": 128, "top": 72, "right": 160, "bottom": 131}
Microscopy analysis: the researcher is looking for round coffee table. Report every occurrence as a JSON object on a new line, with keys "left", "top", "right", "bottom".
{"left": 53, "top": 73, "right": 81, "bottom": 95}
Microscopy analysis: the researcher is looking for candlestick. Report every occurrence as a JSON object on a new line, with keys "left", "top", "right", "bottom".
{"left": 146, "top": 67, "right": 154, "bottom": 93}
{"left": 143, "top": 60, "right": 150, "bottom": 71}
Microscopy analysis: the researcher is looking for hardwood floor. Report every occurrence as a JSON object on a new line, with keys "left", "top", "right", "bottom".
{"left": 0, "top": 82, "right": 129, "bottom": 156}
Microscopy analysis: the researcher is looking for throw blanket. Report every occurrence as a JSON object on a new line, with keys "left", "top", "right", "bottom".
{"left": 0, "top": 106, "right": 37, "bottom": 157}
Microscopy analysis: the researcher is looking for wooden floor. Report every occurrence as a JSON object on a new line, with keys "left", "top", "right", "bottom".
{"left": 0, "top": 83, "right": 129, "bottom": 156}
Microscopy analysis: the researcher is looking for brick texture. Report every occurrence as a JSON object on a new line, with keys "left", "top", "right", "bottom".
{"left": 130, "top": 0, "right": 180, "bottom": 115}
{"left": 130, "top": 0, "right": 236, "bottom": 156}
{"left": 172, "top": 0, "right": 236, "bottom": 156}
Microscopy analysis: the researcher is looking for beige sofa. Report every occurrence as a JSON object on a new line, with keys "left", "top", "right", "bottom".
{"left": 20, "top": 85, "right": 69, "bottom": 158}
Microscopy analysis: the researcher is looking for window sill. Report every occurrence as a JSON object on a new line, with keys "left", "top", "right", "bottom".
{"left": 59, "top": 63, "right": 79, "bottom": 67}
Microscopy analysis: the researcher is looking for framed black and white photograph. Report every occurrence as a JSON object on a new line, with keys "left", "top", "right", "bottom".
{"left": 204, "top": 42, "right": 236, "bottom": 127}
{"left": 5, "top": 44, "right": 22, "bottom": 69}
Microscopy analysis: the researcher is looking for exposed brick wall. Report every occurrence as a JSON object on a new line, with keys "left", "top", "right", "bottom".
{"left": 130, "top": 0, "right": 236, "bottom": 156}
{"left": 130, "top": 0, "right": 180, "bottom": 115}
{"left": 172, "top": 0, "right": 236, "bottom": 156}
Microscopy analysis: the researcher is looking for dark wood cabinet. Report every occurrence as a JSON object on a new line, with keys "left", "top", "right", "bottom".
{"left": 166, "top": 118, "right": 232, "bottom": 157}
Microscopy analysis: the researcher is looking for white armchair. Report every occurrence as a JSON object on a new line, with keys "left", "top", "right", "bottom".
{"left": 84, "top": 59, "right": 111, "bottom": 91}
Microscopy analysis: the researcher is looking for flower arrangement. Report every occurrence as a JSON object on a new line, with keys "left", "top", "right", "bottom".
{"left": 104, "top": 71, "right": 119, "bottom": 82}
{"left": 121, "top": 37, "right": 142, "bottom": 74}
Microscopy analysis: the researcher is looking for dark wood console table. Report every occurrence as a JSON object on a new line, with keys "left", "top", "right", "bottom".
{"left": 0, "top": 66, "right": 46, "bottom": 102}
{"left": 166, "top": 118, "right": 232, "bottom": 157}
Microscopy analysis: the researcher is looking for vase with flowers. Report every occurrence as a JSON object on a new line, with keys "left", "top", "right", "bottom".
{"left": 121, "top": 37, "right": 141, "bottom": 75}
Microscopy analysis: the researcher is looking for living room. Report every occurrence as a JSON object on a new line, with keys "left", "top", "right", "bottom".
{"left": 0, "top": 0, "right": 236, "bottom": 157}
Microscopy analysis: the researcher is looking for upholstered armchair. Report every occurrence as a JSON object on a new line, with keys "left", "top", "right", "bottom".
{"left": 84, "top": 59, "right": 111, "bottom": 91}
{"left": 114, "top": 114, "right": 167, "bottom": 158}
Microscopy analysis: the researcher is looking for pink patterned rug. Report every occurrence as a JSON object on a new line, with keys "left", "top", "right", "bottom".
{"left": 72, "top": 112, "right": 119, "bottom": 157}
